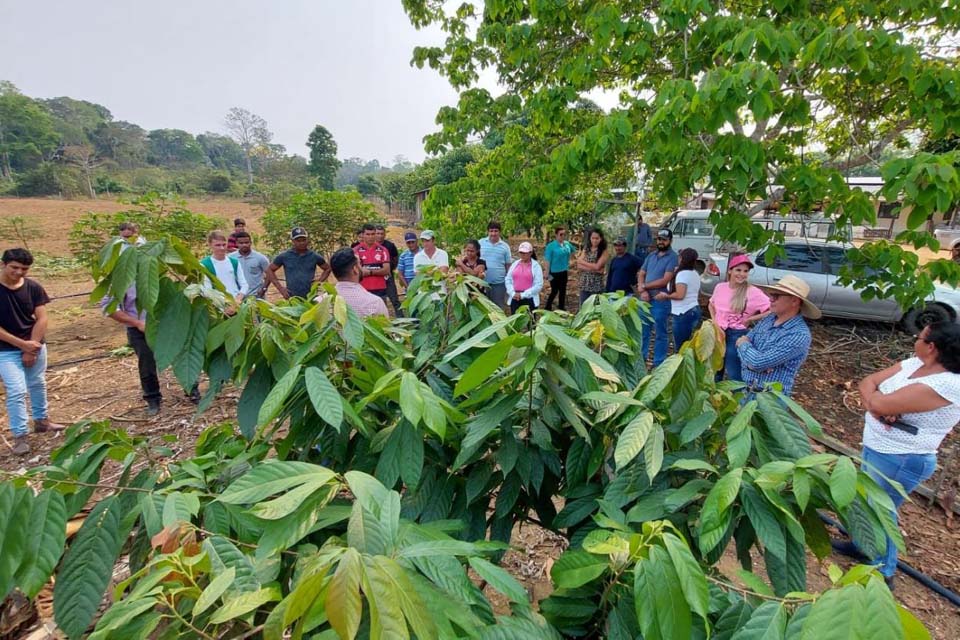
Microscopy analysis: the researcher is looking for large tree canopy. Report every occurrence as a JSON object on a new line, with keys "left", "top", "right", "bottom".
{"left": 403, "top": 0, "right": 960, "bottom": 308}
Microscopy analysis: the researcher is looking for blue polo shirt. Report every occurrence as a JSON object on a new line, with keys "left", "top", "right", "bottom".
{"left": 479, "top": 238, "right": 512, "bottom": 285}
{"left": 640, "top": 248, "right": 678, "bottom": 295}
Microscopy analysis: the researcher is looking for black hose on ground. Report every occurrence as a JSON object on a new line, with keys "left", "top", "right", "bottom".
{"left": 818, "top": 511, "right": 960, "bottom": 608}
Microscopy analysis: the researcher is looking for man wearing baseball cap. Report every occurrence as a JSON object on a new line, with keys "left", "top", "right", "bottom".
{"left": 265, "top": 227, "right": 331, "bottom": 299}
{"left": 397, "top": 231, "right": 420, "bottom": 289}
{"left": 637, "top": 228, "right": 678, "bottom": 366}
{"left": 735, "top": 274, "right": 821, "bottom": 396}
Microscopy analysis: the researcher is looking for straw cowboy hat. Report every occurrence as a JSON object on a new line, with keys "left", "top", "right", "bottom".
{"left": 758, "top": 275, "right": 822, "bottom": 320}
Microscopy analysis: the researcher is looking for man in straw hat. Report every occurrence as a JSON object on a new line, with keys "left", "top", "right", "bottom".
{"left": 735, "top": 274, "right": 821, "bottom": 396}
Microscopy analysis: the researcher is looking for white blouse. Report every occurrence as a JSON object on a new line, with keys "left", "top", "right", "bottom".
{"left": 863, "top": 357, "right": 960, "bottom": 455}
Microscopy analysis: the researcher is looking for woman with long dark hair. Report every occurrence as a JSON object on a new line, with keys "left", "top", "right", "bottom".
{"left": 455, "top": 239, "right": 487, "bottom": 280}
{"left": 655, "top": 247, "right": 701, "bottom": 350}
{"left": 576, "top": 227, "right": 609, "bottom": 306}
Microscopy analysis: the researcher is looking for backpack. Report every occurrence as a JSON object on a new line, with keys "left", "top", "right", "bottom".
{"left": 200, "top": 256, "right": 241, "bottom": 291}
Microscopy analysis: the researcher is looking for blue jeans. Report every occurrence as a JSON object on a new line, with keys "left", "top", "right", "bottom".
{"left": 672, "top": 306, "right": 701, "bottom": 352}
{"left": 716, "top": 328, "right": 749, "bottom": 382}
{"left": 0, "top": 345, "right": 49, "bottom": 437}
{"left": 861, "top": 446, "right": 937, "bottom": 577}
{"left": 641, "top": 299, "right": 671, "bottom": 366}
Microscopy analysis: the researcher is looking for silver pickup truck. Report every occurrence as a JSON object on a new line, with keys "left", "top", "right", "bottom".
{"left": 934, "top": 225, "right": 960, "bottom": 250}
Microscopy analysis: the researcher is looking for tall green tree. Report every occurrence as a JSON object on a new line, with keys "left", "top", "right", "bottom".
{"left": 42, "top": 97, "right": 112, "bottom": 146}
{"left": 90, "top": 120, "right": 147, "bottom": 168}
{"left": 403, "top": 0, "right": 960, "bottom": 309}
{"left": 224, "top": 107, "right": 272, "bottom": 185}
{"left": 196, "top": 132, "right": 246, "bottom": 172}
{"left": 145, "top": 129, "right": 205, "bottom": 167}
{"left": 0, "top": 82, "right": 59, "bottom": 179}
{"left": 306, "top": 124, "right": 341, "bottom": 190}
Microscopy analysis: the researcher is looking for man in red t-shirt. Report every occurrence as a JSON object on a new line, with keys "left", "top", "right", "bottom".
{"left": 353, "top": 223, "right": 390, "bottom": 298}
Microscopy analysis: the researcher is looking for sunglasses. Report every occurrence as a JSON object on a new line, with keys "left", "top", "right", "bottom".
{"left": 767, "top": 293, "right": 796, "bottom": 301}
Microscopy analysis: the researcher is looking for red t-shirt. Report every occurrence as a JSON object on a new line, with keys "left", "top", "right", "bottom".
{"left": 354, "top": 243, "right": 389, "bottom": 292}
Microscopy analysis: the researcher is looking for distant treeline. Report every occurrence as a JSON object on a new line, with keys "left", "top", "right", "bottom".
{"left": 0, "top": 81, "right": 481, "bottom": 205}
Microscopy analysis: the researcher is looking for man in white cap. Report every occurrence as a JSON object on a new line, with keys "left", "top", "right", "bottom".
{"left": 735, "top": 274, "right": 821, "bottom": 396}
{"left": 412, "top": 230, "right": 449, "bottom": 273}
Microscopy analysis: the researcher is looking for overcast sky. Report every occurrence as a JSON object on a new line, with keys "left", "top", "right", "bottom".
{"left": 0, "top": 0, "right": 464, "bottom": 164}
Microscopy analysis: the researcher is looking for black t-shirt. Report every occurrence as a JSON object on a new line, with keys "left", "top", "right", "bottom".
{"left": 273, "top": 249, "right": 327, "bottom": 299}
{"left": 606, "top": 253, "right": 644, "bottom": 294}
{"left": 381, "top": 239, "right": 399, "bottom": 270}
{"left": 0, "top": 278, "right": 50, "bottom": 351}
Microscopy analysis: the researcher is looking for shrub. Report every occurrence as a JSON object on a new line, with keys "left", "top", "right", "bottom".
{"left": 204, "top": 172, "right": 233, "bottom": 193}
{"left": 261, "top": 188, "right": 381, "bottom": 256}
{"left": 1, "top": 252, "right": 927, "bottom": 639}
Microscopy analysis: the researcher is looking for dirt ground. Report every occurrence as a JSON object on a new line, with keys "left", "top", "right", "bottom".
{"left": 0, "top": 197, "right": 958, "bottom": 636}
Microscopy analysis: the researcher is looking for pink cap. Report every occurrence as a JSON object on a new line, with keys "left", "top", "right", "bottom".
{"left": 728, "top": 254, "right": 754, "bottom": 270}
{"left": 518, "top": 241, "right": 533, "bottom": 253}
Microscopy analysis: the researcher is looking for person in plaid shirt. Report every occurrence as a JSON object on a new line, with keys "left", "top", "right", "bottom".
{"left": 736, "top": 274, "right": 820, "bottom": 396}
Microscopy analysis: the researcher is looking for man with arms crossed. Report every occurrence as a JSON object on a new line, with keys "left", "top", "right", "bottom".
{"left": 0, "top": 248, "right": 64, "bottom": 455}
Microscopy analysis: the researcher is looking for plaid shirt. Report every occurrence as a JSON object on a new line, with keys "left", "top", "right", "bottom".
{"left": 737, "top": 314, "right": 811, "bottom": 396}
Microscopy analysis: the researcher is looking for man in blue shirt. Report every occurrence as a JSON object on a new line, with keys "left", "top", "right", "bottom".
{"left": 736, "top": 274, "right": 820, "bottom": 396}
{"left": 635, "top": 214, "right": 654, "bottom": 254}
{"left": 606, "top": 237, "right": 643, "bottom": 295}
{"left": 479, "top": 221, "right": 512, "bottom": 309}
{"left": 543, "top": 226, "right": 575, "bottom": 310}
{"left": 637, "top": 228, "right": 678, "bottom": 366}
{"left": 397, "top": 231, "right": 420, "bottom": 289}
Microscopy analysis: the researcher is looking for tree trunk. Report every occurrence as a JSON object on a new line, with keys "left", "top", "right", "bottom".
{"left": 245, "top": 153, "right": 254, "bottom": 185}
{"left": 84, "top": 166, "right": 95, "bottom": 199}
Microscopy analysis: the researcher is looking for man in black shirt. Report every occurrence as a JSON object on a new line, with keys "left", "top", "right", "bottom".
{"left": 0, "top": 248, "right": 64, "bottom": 455}
{"left": 375, "top": 224, "right": 403, "bottom": 317}
{"left": 265, "top": 228, "right": 332, "bottom": 299}
{"left": 606, "top": 237, "right": 644, "bottom": 295}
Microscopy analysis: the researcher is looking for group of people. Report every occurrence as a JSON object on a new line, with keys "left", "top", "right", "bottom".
{"left": 3, "top": 218, "right": 960, "bottom": 589}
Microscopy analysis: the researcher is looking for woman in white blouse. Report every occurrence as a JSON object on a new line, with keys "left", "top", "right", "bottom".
{"left": 855, "top": 321, "right": 960, "bottom": 584}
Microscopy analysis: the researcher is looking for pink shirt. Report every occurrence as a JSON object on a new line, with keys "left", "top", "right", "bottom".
{"left": 511, "top": 261, "right": 534, "bottom": 293}
{"left": 710, "top": 282, "right": 770, "bottom": 330}
{"left": 331, "top": 281, "right": 388, "bottom": 318}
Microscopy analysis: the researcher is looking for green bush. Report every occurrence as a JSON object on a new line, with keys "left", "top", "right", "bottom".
{"left": 14, "top": 162, "right": 85, "bottom": 198}
{"left": 261, "top": 188, "right": 381, "bottom": 256}
{"left": 204, "top": 172, "right": 233, "bottom": 193}
{"left": 68, "top": 192, "right": 224, "bottom": 263}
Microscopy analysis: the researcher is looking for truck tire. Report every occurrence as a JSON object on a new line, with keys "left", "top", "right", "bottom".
{"left": 901, "top": 303, "right": 955, "bottom": 335}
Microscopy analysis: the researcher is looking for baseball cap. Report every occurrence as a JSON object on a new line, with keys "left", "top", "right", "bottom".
{"left": 657, "top": 228, "right": 673, "bottom": 240}
{"left": 291, "top": 227, "right": 308, "bottom": 239}
{"left": 420, "top": 230, "right": 436, "bottom": 240}
{"left": 728, "top": 254, "right": 754, "bottom": 270}
{"left": 404, "top": 231, "right": 417, "bottom": 242}
{"left": 613, "top": 237, "right": 627, "bottom": 246}
{"left": 518, "top": 241, "right": 533, "bottom": 253}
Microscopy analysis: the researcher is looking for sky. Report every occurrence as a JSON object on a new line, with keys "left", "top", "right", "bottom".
{"left": 0, "top": 0, "right": 465, "bottom": 165}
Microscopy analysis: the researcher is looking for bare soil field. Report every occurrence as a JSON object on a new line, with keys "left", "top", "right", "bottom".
{"left": 0, "top": 197, "right": 957, "bottom": 637}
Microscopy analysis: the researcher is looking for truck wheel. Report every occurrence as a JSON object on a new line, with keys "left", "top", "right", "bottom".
{"left": 901, "top": 303, "right": 955, "bottom": 335}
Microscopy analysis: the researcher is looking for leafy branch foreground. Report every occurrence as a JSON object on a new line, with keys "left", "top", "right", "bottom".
{"left": 2, "top": 237, "right": 932, "bottom": 639}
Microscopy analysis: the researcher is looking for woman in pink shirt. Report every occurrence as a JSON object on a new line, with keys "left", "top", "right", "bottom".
{"left": 708, "top": 254, "right": 771, "bottom": 381}
{"left": 505, "top": 242, "right": 544, "bottom": 314}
